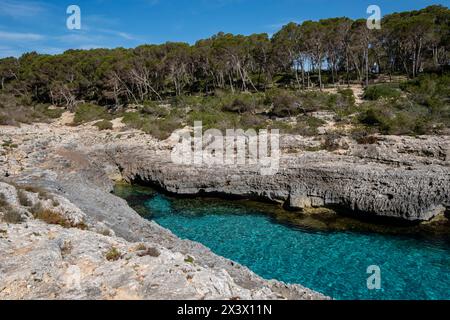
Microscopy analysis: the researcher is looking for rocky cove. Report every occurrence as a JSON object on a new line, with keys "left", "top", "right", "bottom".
{"left": 0, "top": 115, "right": 449, "bottom": 299}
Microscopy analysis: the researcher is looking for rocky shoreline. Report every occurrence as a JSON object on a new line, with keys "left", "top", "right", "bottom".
{"left": 0, "top": 119, "right": 328, "bottom": 300}
{"left": 0, "top": 116, "right": 449, "bottom": 299}
{"left": 112, "top": 134, "right": 449, "bottom": 222}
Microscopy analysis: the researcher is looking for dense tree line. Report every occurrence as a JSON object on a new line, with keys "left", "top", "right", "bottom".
{"left": 0, "top": 5, "right": 448, "bottom": 108}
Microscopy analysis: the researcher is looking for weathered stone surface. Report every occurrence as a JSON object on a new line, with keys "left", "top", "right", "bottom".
{"left": 113, "top": 146, "right": 449, "bottom": 221}
{"left": 0, "top": 178, "right": 326, "bottom": 300}
{"left": 1, "top": 220, "right": 318, "bottom": 300}
{"left": 0, "top": 118, "right": 449, "bottom": 300}
{"left": 0, "top": 121, "right": 328, "bottom": 300}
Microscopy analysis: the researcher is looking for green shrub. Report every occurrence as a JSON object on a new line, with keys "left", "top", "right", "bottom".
{"left": 34, "top": 104, "right": 64, "bottom": 119}
{"left": 336, "top": 88, "right": 356, "bottom": 110}
{"left": 400, "top": 73, "right": 450, "bottom": 129}
{"left": 122, "top": 111, "right": 143, "bottom": 128}
{"left": 351, "top": 130, "right": 380, "bottom": 144}
{"left": 239, "top": 114, "right": 267, "bottom": 130}
{"left": 222, "top": 97, "right": 256, "bottom": 114}
{"left": 123, "top": 111, "right": 183, "bottom": 140}
{"left": 363, "top": 84, "right": 401, "bottom": 100}
{"left": 271, "top": 116, "right": 325, "bottom": 136}
{"left": 271, "top": 95, "right": 300, "bottom": 117}
{"left": 105, "top": 247, "right": 121, "bottom": 261}
{"left": 0, "top": 114, "right": 9, "bottom": 125}
{"left": 187, "top": 107, "right": 239, "bottom": 132}
{"left": 2, "top": 209, "right": 24, "bottom": 224}
{"left": 141, "top": 101, "right": 170, "bottom": 117}
{"left": 17, "top": 189, "right": 32, "bottom": 207}
{"left": 357, "top": 101, "right": 433, "bottom": 135}
{"left": 73, "top": 103, "right": 110, "bottom": 124}
{"left": 359, "top": 108, "right": 386, "bottom": 126}
{"left": 94, "top": 119, "right": 113, "bottom": 131}
{"left": 2, "top": 140, "right": 18, "bottom": 149}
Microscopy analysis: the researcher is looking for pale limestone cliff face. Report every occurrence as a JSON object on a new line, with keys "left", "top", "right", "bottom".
{"left": 1, "top": 220, "right": 314, "bottom": 300}
{"left": 112, "top": 140, "right": 449, "bottom": 222}
{"left": 1, "top": 121, "right": 449, "bottom": 222}
{"left": 0, "top": 119, "right": 449, "bottom": 300}
{"left": 0, "top": 177, "right": 326, "bottom": 300}
{"left": 0, "top": 123, "right": 328, "bottom": 300}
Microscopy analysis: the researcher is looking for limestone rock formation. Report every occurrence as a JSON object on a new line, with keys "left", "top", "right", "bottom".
{"left": 0, "top": 119, "right": 449, "bottom": 300}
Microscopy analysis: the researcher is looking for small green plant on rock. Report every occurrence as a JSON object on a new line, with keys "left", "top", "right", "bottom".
{"left": 184, "top": 255, "right": 195, "bottom": 264}
{"left": 105, "top": 247, "right": 121, "bottom": 261}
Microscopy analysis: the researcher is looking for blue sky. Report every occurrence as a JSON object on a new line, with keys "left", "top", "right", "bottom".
{"left": 0, "top": 0, "right": 448, "bottom": 58}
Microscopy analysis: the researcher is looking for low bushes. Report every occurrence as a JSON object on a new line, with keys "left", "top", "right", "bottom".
{"left": 363, "top": 84, "right": 401, "bottom": 100}
{"left": 141, "top": 101, "right": 170, "bottom": 117}
{"left": 266, "top": 89, "right": 356, "bottom": 118}
{"left": 123, "top": 110, "right": 183, "bottom": 140}
{"left": 222, "top": 97, "right": 257, "bottom": 114}
{"left": 269, "top": 90, "right": 301, "bottom": 117}
{"left": 0, "top": 94, "right": 64, "bottom": 125}
{"left": 34, "top": 104, "right": 64, "bottom": 119}
{"left": 357, "top": 101, "right": 432, "bottom": 135}
{"left": 94, "top": 120, "right": 113, "bottom": 131}
{"left": 73, "top": 103, "right": 111, "bottom": 124}
{"left": 271, "top": 116, "right": 326, "bottom": 136}
{"left": 354, "top": 74, "right": 449, "bottom": 135}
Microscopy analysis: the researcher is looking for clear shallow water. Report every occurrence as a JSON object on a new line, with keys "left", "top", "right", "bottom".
{"left": 115, "top": 185, "right": 450, "bottom": 300}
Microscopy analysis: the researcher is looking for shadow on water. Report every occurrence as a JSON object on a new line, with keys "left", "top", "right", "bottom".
{"left": 114, "top": 182, "right": 450, "bottom": 243}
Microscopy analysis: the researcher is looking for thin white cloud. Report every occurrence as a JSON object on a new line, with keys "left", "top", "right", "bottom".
{"left": 0, "top": 0, "right": 45, "bottom": 18}
{"left": 0, "top": 30, "right": 44, "bottom": 41}
{"left": 116, "top": 32, "right": 137, "bottom": 40}
{"left": 99, "top": 29, "right": 141, "bottom": 41}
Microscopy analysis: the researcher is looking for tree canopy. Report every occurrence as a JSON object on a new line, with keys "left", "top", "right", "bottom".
{"left": 0, "top": 5, "right": 448, "bottom": 107}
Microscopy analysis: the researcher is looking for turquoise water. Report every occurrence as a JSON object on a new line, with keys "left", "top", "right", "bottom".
{"left": 116, "top": 186, "right": 450, "bottom": 300}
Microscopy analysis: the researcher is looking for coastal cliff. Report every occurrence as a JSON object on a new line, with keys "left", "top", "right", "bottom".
{"left": 112, "top": 134, "right": 449, "bottom": 222}
{"left": 0, "top": 120, "right": 327, "bottom": 300}
{"left": 0, "top": 117, "right": 449, "bottom": 299}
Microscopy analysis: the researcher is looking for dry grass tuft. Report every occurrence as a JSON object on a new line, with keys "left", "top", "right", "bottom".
{"left": 105, "top": 247, "right": 121, "bottom": 261}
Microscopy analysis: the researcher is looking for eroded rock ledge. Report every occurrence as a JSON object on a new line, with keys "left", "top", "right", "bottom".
{"left": 0, "top": 123, "right": 328, "bottom": 300}
{"left": 111, "top": 137, "right": 449, "bottom": 222}
{"left": 0, "top": 121, "right": 449, "bottom": 299}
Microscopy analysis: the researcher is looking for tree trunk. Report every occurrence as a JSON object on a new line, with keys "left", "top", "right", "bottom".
{"left": 365, "top": 48, "right": 369, "bottom": 87}
{"left": 228, "top": 73, "right": 235, "bottom": 93}
{"left": 318, "top": 64, "right": 322, "bottom": 90}
{"left": 345, "top": 54, "right": 350, "bottom": 87}
{"left": 294, "top": 64, "right": 301, "bottom": 90}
